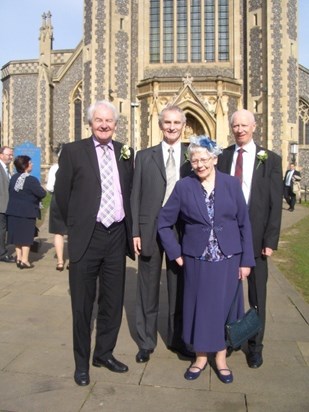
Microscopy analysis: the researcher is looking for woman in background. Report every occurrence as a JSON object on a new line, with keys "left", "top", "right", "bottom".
{"left": 46, "top": 145, "right": 67, "bottom": 271}
{"left": 6, "top": 155, "right": 46, "bottom": 269}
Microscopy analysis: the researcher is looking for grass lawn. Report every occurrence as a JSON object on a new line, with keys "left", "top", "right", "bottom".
{"left": 272, "top": 204, "right": 309, "bottom": 304}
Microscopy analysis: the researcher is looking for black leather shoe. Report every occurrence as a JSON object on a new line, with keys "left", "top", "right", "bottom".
{"left": 247, "top": 352, "right": 263, "bottom": 368}
{"left": 92, "top": 355, "right": 128, "bottom": 373}
{"left": 0, "top": 254, "right": 16, "bottom": 263}
{"left": 74, "top": 370, "right": 90, "bottom": 386}
{"left": 136, "top": 349, "right": 153, "bottom": 363}
{"left": 168, "top": 345, "right": 195, "bottom": 359}
{"left": 19, "top": 262, "right": 34, "bottom": 269}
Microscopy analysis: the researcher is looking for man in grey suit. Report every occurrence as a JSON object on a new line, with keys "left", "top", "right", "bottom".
{"left": 0, "top": 146, "right": 15, "bottom": 263}
{"left": 217, "top": 109, "right": 283, "bottom": 369}
{"left": 131, "top": 105, "right": 192, "bottom": 363}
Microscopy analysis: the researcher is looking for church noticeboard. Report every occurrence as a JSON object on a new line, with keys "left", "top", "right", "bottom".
{"left": 14, "top": 141, "right": 41, "bottom": 181}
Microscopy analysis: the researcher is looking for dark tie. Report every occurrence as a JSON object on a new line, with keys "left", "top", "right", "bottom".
{"left": 98, "top": 146, "right": 115, "bottom": 227}
{"left": 235, "top": 148, "right": 244, "bottom": 183}
{"left": 163, "top": 147, "right": 176, "bottom": 205}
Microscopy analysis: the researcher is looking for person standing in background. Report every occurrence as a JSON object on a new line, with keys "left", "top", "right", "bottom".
{"left": 6, "top": 155, "right": 46, "bottom": 269}
{"left": 55, "top": 100, "right": 134, "bottom": 387}
{"left": 46, "top": 144, "right": 68, "bottom": 271}
{"left": 283, "top": 163, "right": 301, "bottom": 211}
{"left": 130, "top": 105, "right": 192, "bottom": 364}
{"left": 217, "top": 109, "right": 283, "bottom": 369}
{"left": 0, "top": 146, "right": 15, "bottom": 263}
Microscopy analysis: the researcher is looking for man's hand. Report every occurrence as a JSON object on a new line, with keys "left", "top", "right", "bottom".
{"left": 133, "top": 237, "right": 141, "bottom": 255}
{"left": 262, "top": 247, "right": 273, "bottom": 257}
{"left": 176, "top": 256, "right": 184, "bottom": 267}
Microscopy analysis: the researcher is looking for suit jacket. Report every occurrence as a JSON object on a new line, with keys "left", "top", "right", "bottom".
{"left": 130, "top": 142, "right": 191, "bottom": 256}
{"left": 54, "top": 137, "right": 134, "bottom": 262}
{"left": 6, "top": 173, "right": 46, "bottom": 218}
{"left": 0, "top": 163, "right": 9, "bottom": 213}
{"left": 283, "top": 169, "right": 301, "bottom": 188}
{"left": 217, "top": 144, "right": 283, "bottom": 257}
{"left": 158, "top": 171, "right": 255, "bottom": 268}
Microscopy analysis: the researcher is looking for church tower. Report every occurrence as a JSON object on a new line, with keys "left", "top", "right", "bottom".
{"left": 82, "top": 0, "right": 137, "bottom": 145}
{"left": 37, "top": 11, "right": 54, "bottom": 163}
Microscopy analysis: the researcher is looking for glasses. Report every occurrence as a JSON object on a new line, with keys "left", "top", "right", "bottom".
{"left": 2, "top": 153, "right": 13, "bottom": 157}
{"left": 190, "top": 157, "right": 213, "bottom": 167}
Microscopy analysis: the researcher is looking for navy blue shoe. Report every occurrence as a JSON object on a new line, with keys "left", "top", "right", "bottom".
{"left": 184, "top": 363, "right": 207, "bottom": 380}
{"left": 217, "top": 368, "right": 233, "bottom": 384}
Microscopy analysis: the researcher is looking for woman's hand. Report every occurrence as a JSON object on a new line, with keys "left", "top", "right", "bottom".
{"left": 238, "top": 267, "right": 251, "bottom": 280}
{"left": 176, "top": 256, "right": 184, "bottom": 267}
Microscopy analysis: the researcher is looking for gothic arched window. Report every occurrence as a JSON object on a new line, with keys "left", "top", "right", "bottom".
{"left": 150, "top": 0, "right": 229, "bottom": 64}
{"left": 299, "top": 99, "right": 309, "bottom": 146}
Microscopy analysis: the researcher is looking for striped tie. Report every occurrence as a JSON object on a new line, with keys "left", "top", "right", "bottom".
{"left": 163, "top": 147, "right": 176, "bottom": 205}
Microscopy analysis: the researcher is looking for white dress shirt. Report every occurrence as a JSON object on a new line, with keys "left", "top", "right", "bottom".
{"left": 231, "top": 139, "right": 256, "bottom": 204}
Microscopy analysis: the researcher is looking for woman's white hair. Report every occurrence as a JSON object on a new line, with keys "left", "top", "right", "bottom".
{"left": 188, "top": 135, "right": 222, "bottom": 157}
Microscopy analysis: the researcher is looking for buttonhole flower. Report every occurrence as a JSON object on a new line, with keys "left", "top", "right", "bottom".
{"left": 119, "top": 145, "right": 131, "bottom": 160}
{"left": 256, "top": 150, "right": 268, "bottom": 169}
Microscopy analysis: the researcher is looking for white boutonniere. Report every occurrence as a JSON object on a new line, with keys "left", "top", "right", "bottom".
{"left": 256, "top": 150, "right": 268, "bottom": 169}
{"left": 119, "top": 144, "right": 131, "bottom": 160}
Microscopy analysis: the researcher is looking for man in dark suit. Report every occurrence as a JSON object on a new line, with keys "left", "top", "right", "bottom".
{"left": 283, "top": 162, "right": 301, "bottom": 211}
{"left": 217, "top": 109, "right": 283, "bottom": 369}
{"left": 0, "top": 146, "right": 15, "bottom": 263}
{"left": 55, "top": 100, "right": 134, "bottom": 386}
{"left": 130, "top": 105, "right": 192, "bottom": 363}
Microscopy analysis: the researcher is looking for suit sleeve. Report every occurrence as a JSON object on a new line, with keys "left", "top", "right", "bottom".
{"left": 54, "top": 144, "right": 73, "bottom": 223}
{"left": 130, "top": 151, "right": 142, "bottom": 237}
{"left": 157, "top": 183, "right": 182, "bottom": 261}
{"left": 264, "top": 152, "right": 283, "bottom": 250}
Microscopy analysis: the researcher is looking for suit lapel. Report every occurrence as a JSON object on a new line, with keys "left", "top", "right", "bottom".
{"left": 84, "top": 137, "right": 101, "bottom": 183}
{"left": 191, "top": 176, "right": 211, "bottom": 224}
{"left": 152, "top": 144, "right": 166, "bottom": 180}
{"left": 113, "top": 141, "right": 125, "bottom": 189}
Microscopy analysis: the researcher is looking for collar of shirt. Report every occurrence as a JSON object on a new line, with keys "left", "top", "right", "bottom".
{"left": 161, "top": 140, "right": 181, "bottom": 181}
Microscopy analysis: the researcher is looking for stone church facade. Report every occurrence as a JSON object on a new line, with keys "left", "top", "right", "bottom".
{"left": 1, "top": 0, "right": 309, "bottom": 184}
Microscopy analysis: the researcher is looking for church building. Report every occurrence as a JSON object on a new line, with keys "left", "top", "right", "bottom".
{"left": 1, "top": 0, "right": 309, "bottom": 184}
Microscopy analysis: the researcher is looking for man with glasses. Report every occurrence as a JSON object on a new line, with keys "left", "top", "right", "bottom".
{"left": 0, "top": 146, "right": 15, "bottom": 263}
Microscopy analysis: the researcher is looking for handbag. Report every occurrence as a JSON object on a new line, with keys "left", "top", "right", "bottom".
{"left": 225, "top": 281, "right": 262, "bottom": 349}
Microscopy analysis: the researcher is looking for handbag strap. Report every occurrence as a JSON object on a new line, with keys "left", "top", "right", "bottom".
{"left": 226, "top": 280, "right": 242, "bottom": 324}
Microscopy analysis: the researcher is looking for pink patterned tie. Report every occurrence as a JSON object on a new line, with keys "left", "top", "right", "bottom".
{"left": 98, "top": 146, "right": 115, "bottom": 227}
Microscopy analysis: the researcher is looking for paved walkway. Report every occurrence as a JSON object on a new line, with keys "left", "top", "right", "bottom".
{"left": 0, "top": 204, "right": 308, "bottom": 412}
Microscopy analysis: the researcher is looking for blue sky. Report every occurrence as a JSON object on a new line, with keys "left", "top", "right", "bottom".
{"left": 0, "top": 0, "right": 308, "bottom": 81}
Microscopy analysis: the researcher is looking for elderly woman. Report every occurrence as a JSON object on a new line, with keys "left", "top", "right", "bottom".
{"left": 6, "top": 155, "right": 46, "bottom": 269}
{"left": 158, "top": 136, "right": 255, "bottom": 384}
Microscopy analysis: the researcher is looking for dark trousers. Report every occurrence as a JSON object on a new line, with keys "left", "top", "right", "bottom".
{"left": 135, "top": 238, "right": 184, "bottom": 351}
{"left": 283, "top": 185, "right": 296, "bottom": 209}
{"left": 0, "top": 213, "right": 8, "bottom": 257}
{"left": 247, "top": 255, "right": 268, "bottom": 354}
{"left": 69, "top": 221, "right": 126, "bottom": 371}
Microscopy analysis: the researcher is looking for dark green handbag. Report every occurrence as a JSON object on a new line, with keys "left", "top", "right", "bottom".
{"left": 225, "top": 282, "right": 262, "bottom": 349}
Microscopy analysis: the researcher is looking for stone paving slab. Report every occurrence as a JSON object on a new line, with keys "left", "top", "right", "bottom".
{"left": 0, "top": 204, "right": 308, "bottom": 411}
